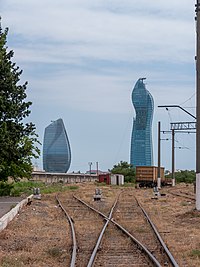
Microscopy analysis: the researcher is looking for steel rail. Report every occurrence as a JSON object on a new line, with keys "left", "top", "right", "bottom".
{"left": 110, "top": 218, "right": 162, "bottom": 267}
{"left": 135, "top": 197, "right": 179, "bottom": 267}
{"left": 169, "top": 191, "right": 195, "bottom": 201}
{"left": 74, "top": 195, "right": 162, "bottom": 267}
{"left": 73, "top": 195, "right": 107, "bottom": 217}
{"left": 87, "top": 196, "right": 119, "bottom": 267}
{"left": 56, "top": 195, "right": 77, "bottom": 267}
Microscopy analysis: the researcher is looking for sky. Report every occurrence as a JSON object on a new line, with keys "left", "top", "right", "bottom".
{"left": 1, "top": 0, "right": 197, "bottom": 173}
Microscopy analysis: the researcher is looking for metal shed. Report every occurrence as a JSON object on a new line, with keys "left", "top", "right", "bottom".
{"left": 110, "top": 174, "right": 124, "bottom": 185}
{"left": 98, "top": 173, "right": 111, "bottom": 185}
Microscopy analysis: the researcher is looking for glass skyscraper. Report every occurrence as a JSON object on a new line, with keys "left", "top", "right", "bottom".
{"left": 130, "top": 78, "right": 154, "bottom": 167}
{"left": 43, "top": 118, "right": 71, "bottom": 173}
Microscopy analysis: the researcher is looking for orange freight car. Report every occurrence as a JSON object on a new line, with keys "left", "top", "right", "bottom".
{"left": 136, "top": 166, "right": 166, "bottom": 187}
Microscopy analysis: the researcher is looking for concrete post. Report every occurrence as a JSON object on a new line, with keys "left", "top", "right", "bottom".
{"left": 172, "top": 129, "right": 175, "bottom": 187}
{"left": 196, "top": 0, "right": 200, "bottom": 210}
{"left": 157, "top": 121, "right": 161, "bottom": 189}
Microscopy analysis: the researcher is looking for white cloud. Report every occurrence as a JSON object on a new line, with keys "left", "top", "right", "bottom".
{"left": 1, "top": 0, "right": 197, "bottom": 171}
{"left": 2, "top": 0, "right": 195, "bottom": 65}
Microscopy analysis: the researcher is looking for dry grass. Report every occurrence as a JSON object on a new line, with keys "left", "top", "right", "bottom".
{"left": 135, "top": 183, "right": 200, "bottom": 267}
{"left": 0, "top": 193, "right": 71, "bottom": 267}
{"left": 0, "top": 183, "right": 199, "bottom": 266}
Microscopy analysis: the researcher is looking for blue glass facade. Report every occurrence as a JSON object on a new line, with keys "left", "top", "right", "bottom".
{"left": 130, "top": 78, "right": 154, "bottom": 167}
{"left": 43, "top": 118, "right": 71, "bottom": 173}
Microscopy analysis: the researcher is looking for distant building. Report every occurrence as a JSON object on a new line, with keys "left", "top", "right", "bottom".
{"left": 43, "top": 118, "right": 71, "bottom": 173}
{"left": 130, "top": 78, "right": 154, "bottom": 167}
{"left": 85, "top": 170, "right": 105, "bottom": 175}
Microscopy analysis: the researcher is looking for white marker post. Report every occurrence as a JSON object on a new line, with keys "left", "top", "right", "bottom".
{"left": 196, "top": 0, "right": 200, "bottom": 210}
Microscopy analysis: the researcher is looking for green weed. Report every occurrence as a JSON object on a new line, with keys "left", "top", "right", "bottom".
{"left": 8, "top": 181, "right": 79, "bottom": 196}
{"left": 47, "top": 247, "right": 62, "bottom": 257}
{"left": 189, "top": 249, "right": 200, "bottom": 258}
{"left": 123, "top": 182, "right": 136, "bottom": 187}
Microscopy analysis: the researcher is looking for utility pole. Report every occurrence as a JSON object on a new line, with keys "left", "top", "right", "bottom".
{"left": 157, "top": 121, "right": 161, "bottom": 189}
{"left": 88, "top": 162, "right": 92, "bottom": 181}
{"left": 196, "top": 0, "right": 200, "bottom": 210}
{"left": 172, "top": 129, "right": 175, "bottom": 187}
{"left": 96, "top": 162, "right": 99, "bottom": 176}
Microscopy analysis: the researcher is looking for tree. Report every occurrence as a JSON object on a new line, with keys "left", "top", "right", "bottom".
{"left": 169, "top": 170, "right": 196, "bottom": 184}
{"left": 109, "top": 161, "right": 135, "bottom": 183}
{"left": 0, "top": 21, "right": 40, "bottom": 181}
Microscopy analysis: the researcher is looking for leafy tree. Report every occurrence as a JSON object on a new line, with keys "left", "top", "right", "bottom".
{"left": 166, "top": 170, "right": 195, "bottom": 184}
{"left": 175, "top": 170, "right": 195, "bottom": 184}
{"left": 109, "top": 161, "right": 135, "bottom": 183}
{"left": 0, "top": 21, "right": 40, "bottom": 181}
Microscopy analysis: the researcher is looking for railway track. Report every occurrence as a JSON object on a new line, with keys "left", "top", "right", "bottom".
{"left": 56, "top": 190, "right": 179, "bottom": 267}
{"left": 169, "top": 191, "right": 195, "bottom": 201}
{"left": 56, "top": 192, "right": 110, "bottom": 266}
{"left": 168, "top": 186, "right": 195, "bottom": 201}
{"left": 76, "top": 194, "right": 161, "bottom": 267}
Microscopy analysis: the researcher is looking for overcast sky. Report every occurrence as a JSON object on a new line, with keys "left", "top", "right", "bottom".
{"left": 1, "top": 0, "right": 197, "bottom": 172}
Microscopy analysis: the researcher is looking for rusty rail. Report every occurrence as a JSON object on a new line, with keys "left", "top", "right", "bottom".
{"left": 135, "top": 197, "right": 179, "bottom": 267}
{"left": 170, "top": 191, "right": 195, "bottom": 201}
{"left": 74, "top": 195, "right": 162, "bottom": 267}
{"left": 56, "top": 195, "right": 77, "bottom": 267}
{"left": 86, "top": 196, "right": 119, "bottom": 267}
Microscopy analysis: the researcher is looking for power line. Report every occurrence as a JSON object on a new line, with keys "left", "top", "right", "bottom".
{"left": 179, "top": 92, "right": 196, "bottom": 106}
{"left": 113, "top": 114, "right": 132, "bottom": 165}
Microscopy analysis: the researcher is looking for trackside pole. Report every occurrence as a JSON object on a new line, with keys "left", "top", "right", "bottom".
{"left": 196, "top": 0, "right": 200, "bottom": 210}
{"left": 157, "top": 121, "right": 161, "bottom": 189}
{"left": 171, "top": 129, "right": 175, "bottom": 187}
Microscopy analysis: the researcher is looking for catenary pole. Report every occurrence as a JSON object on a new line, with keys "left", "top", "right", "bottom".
{"left": 157, "top": 121, "right": 161, "bottom": 188}
{"left": 196, "top": 0, "right": 200, "bottom": 210}
{"left": 172, "top": 129, "right": 175, "bottom": 187}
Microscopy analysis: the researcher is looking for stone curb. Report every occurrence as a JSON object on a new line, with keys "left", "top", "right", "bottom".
{"left": 0, "top": 194, "right": 33, "bottom": 232}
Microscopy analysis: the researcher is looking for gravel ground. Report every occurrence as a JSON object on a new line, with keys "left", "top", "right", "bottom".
{"left": 0, "top": 183, "right": 199, "bottom": 267}
{"left": 135, "top": 183, "right": 200, "bottom": 267}
{"left": 0, "top": 194, "right": 71, "bottom": 267}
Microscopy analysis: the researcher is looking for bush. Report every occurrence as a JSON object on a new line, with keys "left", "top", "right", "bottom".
{"left": 167, "top": 170, "right": 196, "bottom": 184}
{"left": 0, "top": 182, "right": 14, "bottom": 196}
{"left": 10, "top": 188, "right": 22, "bottom": 197}
{"left": 10, "top": 181, "right": 44, "bottom": 196}
{"left": 124, "top": 175, "right": 135, "bottom": 183}
{"left": 110, "top": 161, "right": 135, "bottom": 183}
{"left": 0, "top": 181, "right": 79, "bottom": 196}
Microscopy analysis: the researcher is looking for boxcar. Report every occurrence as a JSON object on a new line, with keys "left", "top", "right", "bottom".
{"left": 136, "top": 166, "right": 166, "bottom": 187}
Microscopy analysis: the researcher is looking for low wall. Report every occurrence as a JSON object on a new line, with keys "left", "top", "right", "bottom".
{"left": 32, "top": 171, "right": 98, "bottom": 184}
{"left": 0, "top": 195, "right": 33, "bottom": 232}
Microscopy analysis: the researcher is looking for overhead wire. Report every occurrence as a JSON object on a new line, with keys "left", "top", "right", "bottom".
{"left": 174, "top": 137, "right": 190, "bottom": 150}
{"left": 179, "top": 92, "right": 196, "bottom": 106}
{"left": 113, "top": 113, "right": 132, "bottom": 165}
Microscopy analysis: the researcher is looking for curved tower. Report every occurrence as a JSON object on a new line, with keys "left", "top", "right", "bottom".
{"left": 130, "top": 78, "right": 154, "bottom": 167}
{"left": 43, "top": 118, "right": 71, "bottom": 173}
